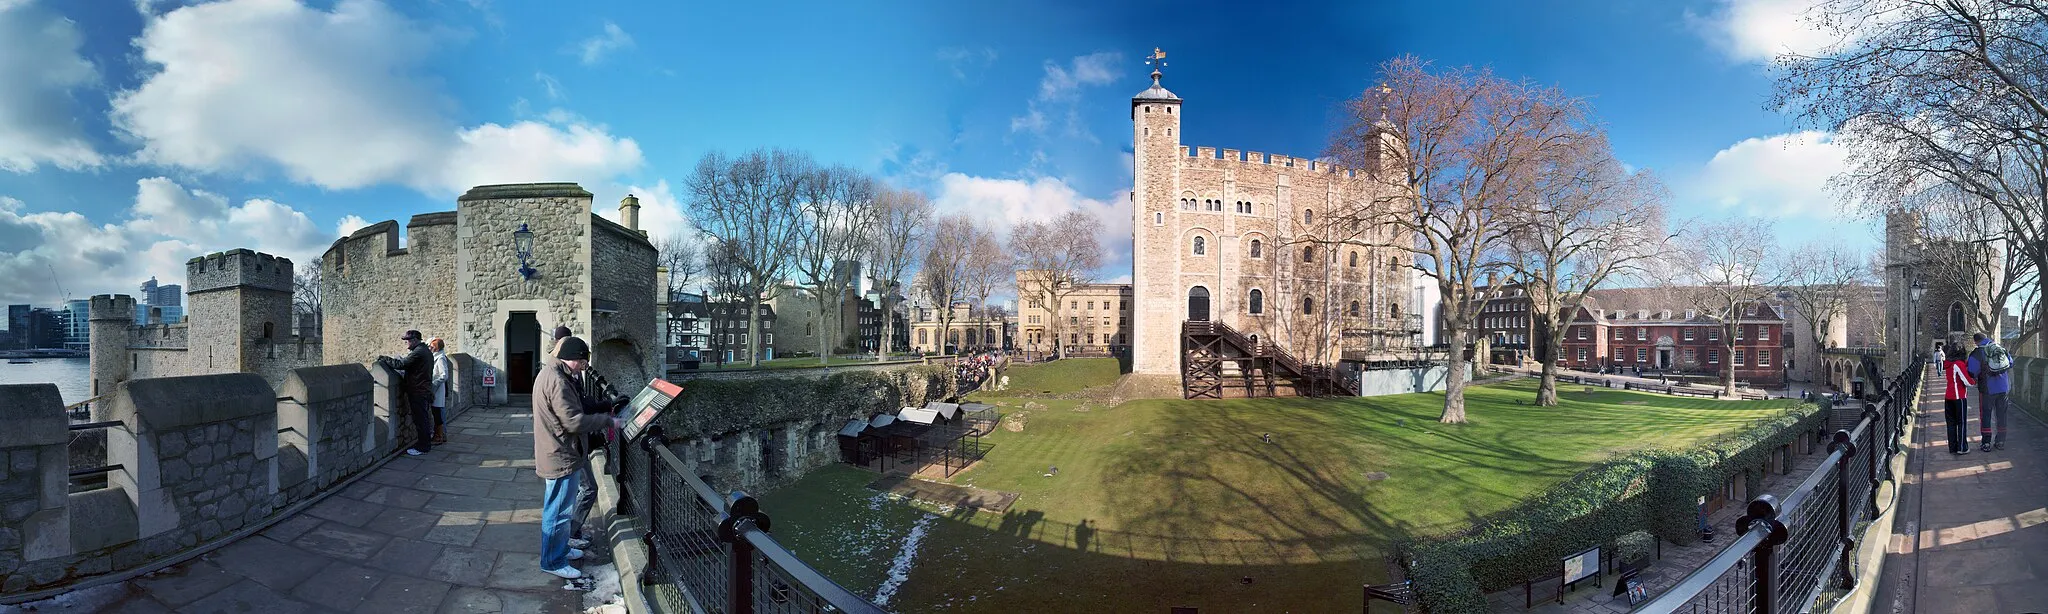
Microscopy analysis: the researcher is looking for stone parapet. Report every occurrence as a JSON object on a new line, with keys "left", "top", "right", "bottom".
{"left": 185, "top": 249, "right": 293, "bottom": 294}
{"left": 0, "top": 385, "right": 70, "bottom": 592}
{"left": 277, "top": 365, "right": 375, "bottom": 494}
{"left": 2012, "top": 356, "right": 2048, "bottom": 416}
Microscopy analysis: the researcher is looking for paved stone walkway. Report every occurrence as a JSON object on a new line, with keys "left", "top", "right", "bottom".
{"left": 13, "top": 402, "right": 619, "bottom": 614}
{"left": 1880, "top": 373, "right": 2048, "bottom": 613}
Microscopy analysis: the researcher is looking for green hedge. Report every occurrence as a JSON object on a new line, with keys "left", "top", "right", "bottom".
{"left": 1408, "top": 400, "right": 1827, "bottom": 613}
{"left": 656, "top": 365, "right": 957, "bottom": 438}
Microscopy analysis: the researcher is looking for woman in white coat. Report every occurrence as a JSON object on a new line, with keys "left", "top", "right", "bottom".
{"left": 429, "top": 338, "right": 453, "bottom": 444}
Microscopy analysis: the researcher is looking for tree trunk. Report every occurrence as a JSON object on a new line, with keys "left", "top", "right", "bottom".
{"left": 1537, "top": 358, "right": 1559, "bottom": 407}
{"left": 878, "top": 295, "right": 893, "bottom": 362}
{"left": 1441, "top": 329, "right": 1470, "bottom": 423}
{"left": 1722, "top": 338, "right": 1737, "bottom": 397}
{"left": 747, "top": 303, "right": 763, "bottom": 367}
{"left": 816, "top": 291, "right": 832, "bottom": 365}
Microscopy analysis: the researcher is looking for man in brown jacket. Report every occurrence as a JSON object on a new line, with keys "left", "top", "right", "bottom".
{"left": 533, "top": 336, "right": 615, "bottom": 579}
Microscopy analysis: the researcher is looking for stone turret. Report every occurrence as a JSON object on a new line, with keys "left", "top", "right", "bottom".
{"left": 89, "top": 294, "right": 138, "bottom": 398}
{"left": 186, "top": 249, "right": 296, "bottom": 378}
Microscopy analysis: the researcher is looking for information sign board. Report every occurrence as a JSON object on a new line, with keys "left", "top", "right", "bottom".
{"left": 622, "top": 378, "right": 685, "bottom": 442}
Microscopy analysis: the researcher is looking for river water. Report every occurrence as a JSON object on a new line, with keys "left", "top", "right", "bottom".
{"left": 0, "top": 357, "right": 92, "bottom": 406}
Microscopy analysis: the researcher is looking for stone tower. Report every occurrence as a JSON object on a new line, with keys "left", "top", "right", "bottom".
{"left": 186, "top": 249, "right": 296, "bottom": 375}
{"left": 87, "top": 294, "right": 137, "bottom": 398}
{"left": 1130, "top": 57, "right": 1183, "bottom": 375}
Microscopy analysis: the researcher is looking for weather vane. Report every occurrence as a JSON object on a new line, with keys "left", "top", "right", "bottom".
{"left": 1377, "top": 82, "right": 1392, "bottom": 119}
{"left": 1146, "top": 47, "right": 1167, "bottom": 77}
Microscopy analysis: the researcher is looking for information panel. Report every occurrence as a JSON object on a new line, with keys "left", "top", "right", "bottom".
{"left": 1563, "top": 547, "right": 1600, "bottom": 585}
{"left": 621, "top": 378, "right": 684, "bottom": 442}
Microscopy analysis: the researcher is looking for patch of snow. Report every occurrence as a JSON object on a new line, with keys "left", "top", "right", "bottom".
{"left": 9, "top": 583, "right": 131, "bottom": 612}
{"left": 579, "top": 560, "right": 623, "bottom": 610}
{"left": 871, "top": 512, "right": 937, "bottom": 606}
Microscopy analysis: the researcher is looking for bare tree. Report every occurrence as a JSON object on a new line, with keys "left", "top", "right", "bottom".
{"left": 655, "top": 234, "right": 703, "bottom": 350}
{"left": 1672, "top": 218, "right": 1791, "bottom": 396}
{"left": 1782, "top": 242, "right": 1867, "bottom": 383}
{"left": 1499, "top": 133, "right": 1673, "bottom": 406}
{"left": 920, "top": 216, "right": 977, "bottom": 355}
{"left": 1011, "top": 210, "right": 1104, "bottom": 360}
{"left": 701, "top": 239, "right": 748, "bottom": 366}
{"left": 684, "top": 149, "right": 813, "bottom": 366}
{"left": 868, "top": 186, "right": 930, "bottom": 361}
{"left": 791, "top": 166, "right": 878, "bottom": 364}
{"left": 963, "top": 221, "right": 1014, "bottom": 351}
{"left": 1908, "top": 192, "right": 2039, "bottom": 347}
{"left": 293, "top": 258, "right": 322, "bottom": 338}
{"left": 1327, "top": 56, "right": 1588, "bottom": 423}
{"left": 1773, "top": 0, "right": 2048, "bottom": 361}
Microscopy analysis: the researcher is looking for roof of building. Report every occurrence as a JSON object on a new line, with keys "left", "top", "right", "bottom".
{"left": 1571, "top": 287, "right": 1786, "bottom": 323}
{"left": 898, "top": 407, "right": 941, "bottom": 425}
{"left": 837, "top": 418, "right": 868, "bottom": 438}
{"left": 1132, "top": 71, "right": 1180, "bottom": 103}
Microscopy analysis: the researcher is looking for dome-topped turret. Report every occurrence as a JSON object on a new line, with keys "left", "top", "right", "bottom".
{"left": 1132, "top": 47, "right": 1179, "bottom": 104}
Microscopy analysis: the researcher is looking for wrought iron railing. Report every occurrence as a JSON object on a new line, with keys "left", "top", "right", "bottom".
{"left": 626, "top": 425, "right": 888, "bottom": 614}
{"left": 1635, "top": 355, "right": 1923, "bottom": 613}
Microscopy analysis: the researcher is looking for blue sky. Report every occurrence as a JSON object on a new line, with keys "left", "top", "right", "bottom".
{"left": 0, "top": 0, "right": 1868, "bottom": 309}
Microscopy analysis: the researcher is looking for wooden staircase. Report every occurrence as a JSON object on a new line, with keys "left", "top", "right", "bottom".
{"left": 1180, "top": 320, "right": 1358, "bottom": 399}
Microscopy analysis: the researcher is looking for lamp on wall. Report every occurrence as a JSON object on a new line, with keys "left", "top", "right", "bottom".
{"left": 514, "top": 223, "right": 537, "bottom": 280}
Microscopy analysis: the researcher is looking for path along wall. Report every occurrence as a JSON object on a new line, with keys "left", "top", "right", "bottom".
{"left": 0, "top": 354, "right": 479, "bottom": 598}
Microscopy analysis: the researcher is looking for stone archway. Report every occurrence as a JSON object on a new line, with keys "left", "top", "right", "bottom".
{"left": 593, "top": 338, "right": 648, "bottom": 392}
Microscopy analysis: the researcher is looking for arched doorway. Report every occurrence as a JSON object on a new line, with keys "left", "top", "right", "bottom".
{"left": 593, "top": 338, "right": 648, "bottom": 392}
{"left": 505, "top": 312, "right": 541, "bottom": 394}
{"left": 1188, "top": 286, "right": 1211, "bottom": 321}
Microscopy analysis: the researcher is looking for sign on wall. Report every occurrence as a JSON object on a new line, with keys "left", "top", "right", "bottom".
{"left": 482, "top": 365, "right": 497, "bottom": 388}
{"left": 1563, "top": 546, "right": 1599, "bottom": 585}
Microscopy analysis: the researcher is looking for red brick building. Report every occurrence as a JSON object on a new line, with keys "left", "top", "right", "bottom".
{"left": 1557, "top": 288, "right": 1789, "bottom": 388}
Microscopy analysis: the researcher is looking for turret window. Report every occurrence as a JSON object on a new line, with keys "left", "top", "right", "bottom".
{"left": 1349, "top": 252, "right": 1358, "bottom": 267}
{"left": 1154, "top": 212, "right": 1164, "bottom": 226}
{"left": 1349, "top": 301, "right": 1361, "bottom": 317}
{"left": 1248, "top": 289, "right": 1264, "bottom": 314}
{"left": 1304, "top": 209, "right": 1314, "bottom": 225}
{"left": 1303, "top": 246, "right": 1316, "bottom": 263}
{"left": 1249, "top": 239, "right": 1262, "bottom": 258}
{"left": 1192, "top": 236, "right": 1206, "bottom": 255}
{"left": 1303, "top": 297, "right": 1315, "bottom": 315}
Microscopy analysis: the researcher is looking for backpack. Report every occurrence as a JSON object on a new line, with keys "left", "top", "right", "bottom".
{"left": 1981, "top": 343, "right": 2013, "bottom": 376}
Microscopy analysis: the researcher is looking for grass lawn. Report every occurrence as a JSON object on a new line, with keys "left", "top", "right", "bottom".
{"left": 995, "top": 357, "right": 1124, "bottom": 395}
{"left": 757, "top": 378, "right": 1801, "bottom": 612}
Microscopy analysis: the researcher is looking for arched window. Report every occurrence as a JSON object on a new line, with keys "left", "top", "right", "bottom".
{"left": 1192, "top": 236, "right": 1206, "bottom": 255}
{"left": 1249, "top": 239, "right": 1262, "bottom": 258}
{"left": 1303, "top": 209, "right": 1314, "bottom": 225}
{"left": 1388, "top": 256, "right": 1399, "bottom": 270}
{"left": 1349, "top": 252, "right": 1358, "bottom": 267}
{"left": 263, "top": 322, "right": 274, "bottom": 339}
{"left": 1303, "top": 297, "right": 1315, "bottom": 314}
{"left": 1303, "top": 246, "right": 1316, "bottom": 263}
{"left": 1391, "top": 303, "right": 1402, "bottom": 318}
{"left": 1947, "top": 302, "right": 1966, "bottom": 331}
{"left": 1154, "top": 212, "right": 1164, "bottom": 225}
{"left": 1248, "top": 289, "right": 1264, "bottom": 314}
{"left": 1349, "top": 301, "right": 1361, "bottom": 317}
{"left": 918, "top": 329, "right": 927, "bottom": 344}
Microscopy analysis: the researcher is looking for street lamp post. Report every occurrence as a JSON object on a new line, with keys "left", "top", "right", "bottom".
{"left": 1908, "top": 276, "right": 1927, "bottom": 364}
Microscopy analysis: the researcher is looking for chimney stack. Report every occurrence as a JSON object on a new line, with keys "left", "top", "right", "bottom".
{"left": 620, "top": 194, "right": 643, "bottom": 236}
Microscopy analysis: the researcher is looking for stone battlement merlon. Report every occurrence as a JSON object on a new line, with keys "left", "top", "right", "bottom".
{"left": 90, "top": 294, "right": 137, "bottom": 321}
{"left": 186, "top": 249, "right": 294, "bottom": 294}
{"left": 457, "top": 182, "right": 593, "bottom": 202}
{"left": 1179, "top": 145, "right": 1356, "bottom": 178}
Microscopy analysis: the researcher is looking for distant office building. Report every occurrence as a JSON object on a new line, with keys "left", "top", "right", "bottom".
{"left": 7, "top": 305, "right": 27, "bottom": 349}
{"left": 135, "top": 304, "right": 185, "bottom": 325}
{"left": 27, "top": 308, "right": 64, "bottom": 349}
{"left": 141, "top": 277, "right": 184, "bottom": 307}
{"left": 64, "top": 299, "right": 90, "bottom": 351}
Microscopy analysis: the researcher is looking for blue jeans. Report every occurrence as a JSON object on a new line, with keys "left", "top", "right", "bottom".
{"left": 540, "top": 475, "right": 580, "bottom": 570}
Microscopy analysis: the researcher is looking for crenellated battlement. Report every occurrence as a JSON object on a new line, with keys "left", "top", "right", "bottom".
{"left": 89, "top": 294, "right": 137, "bottom": 322}
{"left": 186, "top": 249, "right": 294, "bottom": 294}
{"left": 1178, "top": 145, "right": 1364, "bottom": 179}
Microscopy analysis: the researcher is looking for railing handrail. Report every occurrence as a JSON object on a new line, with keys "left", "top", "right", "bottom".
{"left": 1631, "top": 358, "right": 1923, "bottom": 613}
{"left": 643, "top": 429, "right": 888, "bottom": 614}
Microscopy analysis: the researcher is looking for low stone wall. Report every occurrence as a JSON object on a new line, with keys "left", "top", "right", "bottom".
{"left": 0, "top": 354, "right": 472, "bottom": 598}
{"left": 1352, "top": 364, "right": 1473, "bottom": 397}
{"left": 2011, "top": 356, "right": 2048, "bottom": 416}
{"left": 669, "top": 359, "right": 926, "bottom": 382}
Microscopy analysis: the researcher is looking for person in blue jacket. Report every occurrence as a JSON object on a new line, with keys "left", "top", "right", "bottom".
{"left": 1965, "top": 332, "right": 2013, "bottom": 452}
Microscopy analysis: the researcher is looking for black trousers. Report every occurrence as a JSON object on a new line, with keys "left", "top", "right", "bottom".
{"left": 406, "top": 392, "right": 435, "bottom": 453}
{"left": 1944, "top": 398, "right": 1969, "bottom": 453}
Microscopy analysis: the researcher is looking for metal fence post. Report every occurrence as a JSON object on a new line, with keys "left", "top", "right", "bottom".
{"left": 1864, "top": 401, "right": 1884, "bottom": 518}
{"left": 642, "top": 425, "right": 666, "bottom": 576}
{"left": 720, "top": 491, "right": 772, "bottom": 614}
{"left": 1830, "top": 430, "right": 1857, "bottom": 589}
{"left": 1738, "top": 494, "right": 1789, "bottom": 614}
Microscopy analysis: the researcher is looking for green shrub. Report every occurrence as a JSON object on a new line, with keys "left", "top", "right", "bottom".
{"left": 1615, "top": 530, "right": 1655, "bottom": 565}
{"left": 1404, "top": 400, "right": 1827, "bottom": 606}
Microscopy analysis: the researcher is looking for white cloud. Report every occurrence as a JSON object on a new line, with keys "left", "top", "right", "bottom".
{"left": 577, "top": 21, "right": 633, "bottom": 65}
{"left": 336, "top": 215, "right": 370, "bottom": 237}
{"left": 110, "top": 0, "right": 643, "bottom": 197}
{"left": 930, "top": 173, "right": 1132, "bottom": 280}
{"left": 1695, "top": 0, "right": 1840, "bottom": 63}
{"left": 0, "top": 178, "right": 346, "bottom": 305}
{"left": 1688, "top": 131, "right": 1851, "bottom": 217}
{"left": 535, "top": 72, "right": 564, "bottom": 101}
{"left": 0, "top": 0, "right": 104, "bottom": 172}
{"left": 1012, "top": 52, "right": 1122, "bottom": 136}
{"left": 592, "top": 179, "right": 692, "bottom": 244}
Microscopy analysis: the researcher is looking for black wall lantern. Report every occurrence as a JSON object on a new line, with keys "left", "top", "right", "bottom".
{"left": 514, "top": 222, "right": 537, "bottom": 280}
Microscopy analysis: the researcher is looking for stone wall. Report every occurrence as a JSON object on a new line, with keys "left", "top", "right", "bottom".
{"left": 2010, "top": 356, "right": 2048, "bottom": 418}
{"left": 1352, "top": 364, "right": 1473, "bottom": 397}
{"left": 0, "top": 359, "right": 448, "bottom": 595}
{"left": 454, "top": 184, "right": 594, "bottom": 405}
{"left": 670, "top": 359, "right": 927, "bottom": 382}
{"left": 322, "top": 215, "right": 461, "bottom": 368}
{"left": 590, "top": 215, "right": 660, "bottom": 389}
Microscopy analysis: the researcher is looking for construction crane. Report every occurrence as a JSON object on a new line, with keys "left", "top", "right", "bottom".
{"left": 49, "top": 263, "right": 70, "bottom": 302}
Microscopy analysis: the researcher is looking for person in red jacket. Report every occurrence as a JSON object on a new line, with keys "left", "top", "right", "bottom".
{"left": 1942, "top": 343, "right": 1975, "bottom": 455}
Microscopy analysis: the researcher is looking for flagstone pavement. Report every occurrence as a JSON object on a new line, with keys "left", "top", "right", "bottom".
{"left": 12, "top": 402, "right": 618, "bottom": 614}
{"left": 1879, "top": 375, "right": 2048, "bottom": 613}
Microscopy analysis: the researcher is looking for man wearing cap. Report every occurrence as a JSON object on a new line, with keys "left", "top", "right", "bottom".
{"left": 533, "top": 335, "right": 617, "bottom": 579}
{"left": 549, "top": 325, "right": 609, "bottom": 549}
{"left": 377, "top": 330, "right": 438, "bottom": 456}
